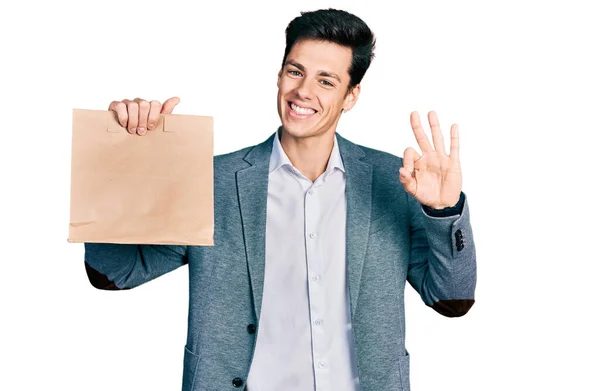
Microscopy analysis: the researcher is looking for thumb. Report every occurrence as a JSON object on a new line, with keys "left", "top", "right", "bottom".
{"left": 161, "top": 96, "right": 181, "bottom": 114}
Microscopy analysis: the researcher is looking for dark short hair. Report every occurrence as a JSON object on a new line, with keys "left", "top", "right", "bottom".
{"left": 281, "top": 8, "right": 376, "bottom": 91}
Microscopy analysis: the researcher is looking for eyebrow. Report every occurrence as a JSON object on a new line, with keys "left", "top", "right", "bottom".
{"left": 285, "top": 60, "right": 341, "bottom": 83}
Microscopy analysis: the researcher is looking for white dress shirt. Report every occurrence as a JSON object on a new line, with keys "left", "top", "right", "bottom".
{"left": 245, "top": 130, "right": 360, "bottom": 391}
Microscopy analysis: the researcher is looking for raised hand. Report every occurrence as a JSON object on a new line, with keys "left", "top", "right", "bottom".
{"left": 108, "top": 96, "right": 180, "bottom": 135}
{"left": 399, "top": 111, "right": 462, "bottom": 209}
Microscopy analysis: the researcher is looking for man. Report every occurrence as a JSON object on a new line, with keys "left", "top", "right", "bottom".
{"left": 84, "top": 8, "right": 476, "bottom": 391}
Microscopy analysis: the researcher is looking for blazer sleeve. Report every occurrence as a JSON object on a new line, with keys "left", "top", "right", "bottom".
{"left": 83, "top": 243, "right": 188, "bottom": 290}
{"left": 406, "top": 191, "right": 477, "bottom": 317}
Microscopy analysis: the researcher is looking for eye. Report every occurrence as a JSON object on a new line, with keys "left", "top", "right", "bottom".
{"left": 288, "top": 70, "right": 302, "bottom": 76}
{"left": 320, "top": 80, "right": 334, "bottom": 87}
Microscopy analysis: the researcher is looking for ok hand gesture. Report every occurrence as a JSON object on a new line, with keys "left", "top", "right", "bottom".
{"left": 399, "top": 111, "right": 462, "bottom": 209}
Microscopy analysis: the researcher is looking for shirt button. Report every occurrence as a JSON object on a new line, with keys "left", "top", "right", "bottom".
{"left": 308, "top": 189, "right": 314, "bottom": 195}
{"left": 232, "top": 377, "right": 244, "bottom": 387}
{"left": 309, "top": 232, "right": 317, "bottom": 239}
{"left": 314, "top": 319, "right": 323, "bottom": 326}
{"left": 318, "top": 362, "right": 326, "bottom": 369}
{"left": 311, "top": 275, "right": 320, "bottom": 282}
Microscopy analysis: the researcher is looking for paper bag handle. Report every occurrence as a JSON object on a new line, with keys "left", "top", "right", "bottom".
{"left": 107, "top": 113, "right": 175, "bottom": 133}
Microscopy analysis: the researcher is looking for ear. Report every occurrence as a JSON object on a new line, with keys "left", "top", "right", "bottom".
{"left": 277, "top": 69, "right": 282, "bottom": 88}
{"left": 342, "top": 84, "right": 361, "bottom": 113}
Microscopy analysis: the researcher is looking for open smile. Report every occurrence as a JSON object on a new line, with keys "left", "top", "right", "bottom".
{"left": 287, "top": 101, "right": 317, "bottom": 118}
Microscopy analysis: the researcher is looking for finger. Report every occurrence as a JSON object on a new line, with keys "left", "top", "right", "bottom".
{"left": 108, "top": 101, "right": 128, "bottom": 128}
{"left": 399, "top": 147, "right": 420, "bottom": 196}
{"left": 136, "top": 100, "right": 150, "bottom": 135}
{"left": 148, "top": 100, "right": 161, "bottom": 130}
{"left": 428, "top": 111, "right": 446, "bottom": 154}
{"left": 401, "top": 146, "right": 420, "bottom": 174}
{"left": 449, "top": 123, "right": 460, "bottom": 161}
{"left": 161, "top": 96, "right": 180, "bottom": 114}
{"left": 410, "top": 111, "right": 434, "bottom": 153}
{"left": 399, "top": 167, "right": 414, "bottom": 183}
{"left": 399, "top": 167, "right": 417, "bottom": 196}
{"left": 125, "top": 100, "right": 139, "bottom": 134}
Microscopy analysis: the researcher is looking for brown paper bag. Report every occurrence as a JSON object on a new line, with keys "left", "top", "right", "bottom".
{"left": 68, "top": 109, "right": 214, "bottom": 246}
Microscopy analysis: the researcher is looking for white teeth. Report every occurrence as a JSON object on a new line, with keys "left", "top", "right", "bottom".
{"left": 291, "top": 102, "right": 316, "bottom": 115}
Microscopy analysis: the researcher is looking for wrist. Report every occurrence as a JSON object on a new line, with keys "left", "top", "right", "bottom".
{"left": 428, "top": 198, "right": 460, "bottom": 210}
{"left": 428, "top": 203, "right": 453, "bottom": 210}
{"left": 422, "top": 192, "right": 465, "bottom": 217}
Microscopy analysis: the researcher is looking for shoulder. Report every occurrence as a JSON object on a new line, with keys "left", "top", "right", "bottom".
{"left": 338, "top": 135, "right": 407, "bottom": 202}
{"left": 338, "top": 134, "right": 403, "bottom": 174}
{"left": 358, "top": 144, "right": 403, "bottom": 168}
{"left": 214, "top": 145, "right": 253, "bottom": 170}
{"left": 213, "top": 131, "right": 275, "bottom": 172}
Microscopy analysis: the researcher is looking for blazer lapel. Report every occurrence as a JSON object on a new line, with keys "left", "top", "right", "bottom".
{"left": 336, "top": 133, "right": 373, "bottom": 318}
{"left": 236, "top": 133, "right": 275, "bottom": 321}
{"left": 236, "top": 132, "right": 372, "bottom": 321}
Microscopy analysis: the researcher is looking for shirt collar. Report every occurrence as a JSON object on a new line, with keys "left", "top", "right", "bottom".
{"left": 269, "top": 128, "right": 345, "bottom": 175}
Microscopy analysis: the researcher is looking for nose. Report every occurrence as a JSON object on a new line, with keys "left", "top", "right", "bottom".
{"left": 294, "top": 78, "right": 313, "bottom": 101}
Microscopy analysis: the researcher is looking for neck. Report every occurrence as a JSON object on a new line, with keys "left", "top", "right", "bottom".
{"left": 279, "top": 128, "right": 335, "bottom": 182}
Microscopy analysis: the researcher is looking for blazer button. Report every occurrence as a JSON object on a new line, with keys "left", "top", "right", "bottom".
{"left": 232, "top": 377, "right": 244, "bottom": 388}
{"left": 247, "top": 324, "right": 256, "bottom": 334}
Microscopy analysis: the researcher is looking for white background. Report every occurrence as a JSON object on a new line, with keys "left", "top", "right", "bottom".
{"left": 1, "top": 0, "right": 599, "bottom": 390}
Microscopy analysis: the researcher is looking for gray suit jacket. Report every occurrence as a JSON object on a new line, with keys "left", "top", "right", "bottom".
{"left": 84, "top": 132, "right": 477, "bottom": 391}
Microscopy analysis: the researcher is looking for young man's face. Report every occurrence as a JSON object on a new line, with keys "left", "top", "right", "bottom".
{"left": 277, "top": 39, "right": 360, "bottom": 140}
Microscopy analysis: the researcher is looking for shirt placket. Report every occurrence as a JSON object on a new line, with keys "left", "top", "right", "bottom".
{"left": 305, "top": 178, "right": 329, "bottom": 391}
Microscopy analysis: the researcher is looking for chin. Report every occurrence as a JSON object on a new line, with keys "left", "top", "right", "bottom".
{"left": 281, "top": 121, "right": 316, "bottom": 139}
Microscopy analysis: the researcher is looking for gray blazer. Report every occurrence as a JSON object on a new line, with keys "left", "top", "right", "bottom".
{"left": 84, "top": 132, "right": 477, "bottom": 391}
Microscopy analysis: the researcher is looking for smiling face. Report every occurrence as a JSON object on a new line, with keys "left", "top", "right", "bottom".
{"left": 277, "top": 39, "right": 360, "bottom": 140}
